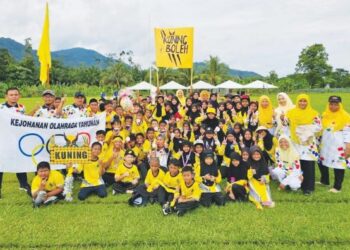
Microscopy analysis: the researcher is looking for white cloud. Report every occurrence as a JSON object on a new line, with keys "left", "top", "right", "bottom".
{"left": 0, "top": 0, "right": 349, "bottom": 76}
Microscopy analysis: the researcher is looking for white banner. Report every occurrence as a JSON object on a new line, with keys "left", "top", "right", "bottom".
{"left": 0, "top": 110, "right": 106, "bottom": 172}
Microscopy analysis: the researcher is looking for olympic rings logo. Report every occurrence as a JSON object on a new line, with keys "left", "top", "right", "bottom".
{"left": 18, "top": 132, "right": 92, "bottom": 158}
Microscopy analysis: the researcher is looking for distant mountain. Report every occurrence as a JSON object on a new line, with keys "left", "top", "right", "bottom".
{"left": 0, "top": 37, "right": 261, "bottom": 77}
{"left": 194, "top": 62, "right": 260, "bottom": 78}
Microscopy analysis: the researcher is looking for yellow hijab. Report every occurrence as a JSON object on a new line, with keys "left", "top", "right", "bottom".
{"left": 176, "top": 90, "right": 186, "bottom": 107}
{"left": 258, "top": 95, "right": 274, "bottom": 128}
{"left": 322, "top": 103, "right": 350, "bottom": 131}
{"left": 287, "top": 94, "right": 318, "bottom": 143}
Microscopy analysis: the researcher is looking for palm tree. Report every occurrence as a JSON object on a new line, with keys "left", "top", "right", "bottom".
{"left": 202, "top": 56, "right": 230, "bottom": 85}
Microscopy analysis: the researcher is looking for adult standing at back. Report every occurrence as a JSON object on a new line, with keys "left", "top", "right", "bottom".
{"left": 286, "top": 94, "right": 321, "bottom": 195}
{"left": 0, "top": 87, "right": 31, "bottom": 198}
{"left": 275, "top": 92, "right": 294, "bottom": 138}
{"left": 319, "top": 96, "right": 350, "bottom": 193}
{"left": 60, "top": 91, "right": 88, "bottom": 118}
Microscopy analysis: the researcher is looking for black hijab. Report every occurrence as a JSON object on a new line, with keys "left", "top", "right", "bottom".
{"left": 226, "top": 152, "right": 248, "bottom": 183}
{"left": 249, "top": 146, "right": 269, "bottom": 180}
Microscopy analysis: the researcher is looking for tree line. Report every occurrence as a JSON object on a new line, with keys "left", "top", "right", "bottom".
{"left": 0, "top": 39, "right": 349, "bottom": 96}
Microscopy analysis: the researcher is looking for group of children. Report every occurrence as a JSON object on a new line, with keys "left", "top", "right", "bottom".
{"left": 1, "top": 87, "right": 350, "bottom": 215}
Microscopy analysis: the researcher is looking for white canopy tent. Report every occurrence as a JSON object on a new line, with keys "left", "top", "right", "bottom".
{"left": 191, "top": 80, "right": 216, "bottom": 89}
{"left": 242, "top": 80, "right": 278, "bottom": 89}
{"left": 127, "top": 81, "right": 157, "bottom": 91}
{"left": 160, "top": 81, "right": 188, "bottom": 90}
{"left": 215, "top": 80, "right": 243, "bottom": 89}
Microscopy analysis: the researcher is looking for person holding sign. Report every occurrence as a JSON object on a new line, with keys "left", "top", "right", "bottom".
{"left": 0, "top": 87, "right": 30, "bottom": 198}
{"left": 31, "top": 161, "right": 64, "bottom": 207}
{"left": 67, "top": 142, "right": 107, "bottom": 201}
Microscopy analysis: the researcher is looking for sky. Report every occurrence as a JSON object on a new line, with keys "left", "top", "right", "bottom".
{"left": 0, "top": 0, "right": 349, "bottom": 76}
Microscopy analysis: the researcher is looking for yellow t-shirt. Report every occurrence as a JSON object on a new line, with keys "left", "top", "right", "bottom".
{"left": 115, "top": 162, "right": 140, "bottom": 183}
{"left": 178, "top": 180, "right": 201, "bottom": 201}
{"left": 160, "top": 171, "right": 182, "bottom": 193}
{"left": 106, "top": 111, "right": 117, "bottom": 129}
{"left": 77, "top": 160, "right": 104, "bottom": 188}
{"left": 103, "top": 148, "right": 125, "bottom": 174}
{"left": 31, "top": 170, "right": 64, "bottom": 194}
{"left": 145, "top": 169, "right": 165, "bottom": 192}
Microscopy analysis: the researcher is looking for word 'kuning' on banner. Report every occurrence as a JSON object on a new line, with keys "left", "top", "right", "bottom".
{"left": 154, "top": 27, "right": 194, "bottom": 69}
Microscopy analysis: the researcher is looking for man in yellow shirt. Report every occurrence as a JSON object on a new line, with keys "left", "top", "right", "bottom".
{"left": 31, "top": 161, "right": 64, "bottom": 207}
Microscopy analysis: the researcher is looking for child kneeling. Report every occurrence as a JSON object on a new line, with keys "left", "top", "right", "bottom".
{"left": 31, "top": 161, "right": 64, "bottom": 207}
{"left": 174, "top": 166, "right": 201, "bottom": 216}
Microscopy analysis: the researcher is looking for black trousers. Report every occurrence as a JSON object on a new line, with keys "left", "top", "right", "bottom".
{"left": 102, "top": 172, "right": 116, "bottom": 187}
{"left": 228, "top": 184, "right": 248, "bottom": 202}
{"left": 157, "top": 186, "right": 175, "bottom": 205}
{"left": 175, "top": 200, "right": 199, "bottom": 215}
{"left": 0, "top": 172, "right": 29, "bottom": 189}
{"left": 200, "top": 192, "right": 225, "bottom": 207}
{"left": 133, "top": 184, "right": 159, "bottom": 204}
{"left": 318, "top": 163, "right": 345, "bottom": 190}
{"left": 113, "top": 181, "right": 137, "bottom": 194}
{"left": 300, "top": 160, "right": 315, "bottom": 192}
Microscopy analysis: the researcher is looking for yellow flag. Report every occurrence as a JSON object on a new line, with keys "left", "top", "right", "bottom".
{"left": 154, "top": 27, "right": 193, "bottom": 69}
{"left": 37, "top": 2, "right": 51, "bottom": 86}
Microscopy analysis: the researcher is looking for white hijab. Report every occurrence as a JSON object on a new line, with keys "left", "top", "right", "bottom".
{"left": 275, "top": 92, "right": 294, "bottom": 115}
{"left": 275, "top": 135, "right": 299, "bottom": 165}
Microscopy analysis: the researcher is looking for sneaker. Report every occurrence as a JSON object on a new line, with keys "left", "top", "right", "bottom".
{"left": 329, "top": 188, "right": 341, "bottom": 193}
{"left": 177, "top": 210, "right": 185, "bottom": 217}
{"left": 112, "top": 190, "right": 116, "bottom": 195}
{"left": 44, "top": 196, "right": 59, "bottom": 205}
{"left": 126, "top": 190, "right": 133, "bottom": 194}
{"left": 162, "top": 204, "right": 171, "bottom": 215}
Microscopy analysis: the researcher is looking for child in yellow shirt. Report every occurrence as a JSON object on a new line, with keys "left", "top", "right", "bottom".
{"left": 113, "top": 150, "right": 140, "bottom": 194}
{"left": 158, "top": 159, "right": 182, "bottom": 215}
{"left": 31, "top": 161, "right": 64, "bottom": 207}
{"left": 174, "top": 166, "right": 202, "bottom": 216}
{"left": 68, "top": 142, "right": 107, "bottom": 201}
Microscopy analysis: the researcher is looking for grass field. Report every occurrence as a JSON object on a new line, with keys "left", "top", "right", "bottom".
{"left": 1, "top": 92, "right": 350, "bottom": 249}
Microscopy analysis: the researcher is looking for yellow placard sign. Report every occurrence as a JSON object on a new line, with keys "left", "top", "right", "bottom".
{"left": 50, "top": 146, "right": 91, "bottom": 164}
{"left": 154, "top": 27, "right": 194, "bottom": 69}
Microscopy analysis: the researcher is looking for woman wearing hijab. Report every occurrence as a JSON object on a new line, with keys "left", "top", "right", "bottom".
{"left": 176, "top": 90, "right": 186, "bottom": 107}
{"left": 258, "top": 95, "right": 275, "bottom": 134}
{"left": 272, "top": 135, "right": 303, "bottom": 191}
{"left": 225, "top": 152, "right": 249, "bottom": 202}
{"left": 240, "top": 129, "right": 255, "bottom": 150}
{"left": 275, "top": 92, "right": 295, "bottom": 138}
{"left": 319, "top": 96, "right": 350, "bottom": 193}
{"left": 247, "top": 146, "right": 274, "bottom": 209}
{"left": 286, "top": 94, "right": 321, "bottom": 195}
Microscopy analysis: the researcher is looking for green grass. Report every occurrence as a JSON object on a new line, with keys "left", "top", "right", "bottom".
{"left": 1, "top": 92, "right": 350, "bottom": 249}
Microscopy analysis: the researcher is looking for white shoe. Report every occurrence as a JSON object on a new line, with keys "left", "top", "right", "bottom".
{"left": 329, "top": 188, "right": 341, "bottom": 193}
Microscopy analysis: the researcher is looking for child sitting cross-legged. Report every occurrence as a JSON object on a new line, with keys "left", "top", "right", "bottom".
{"left": 31, "top": 161, "right": 65, "bottom": 207}
{"left": 225, "top": 152, "right": 249, "bottom": 202}
{"left": 128, "top": 157, "right": 165, "bottom": 206}
{"left": 197, "top": 150, "right": 225, "bottom": 207}
{"left": 113, "top": 149, "right": 140, "bottom": 195}
{"left": 173, "top": 166, "right": 202, "bottom": 216}
{"left": 67, "top": 142, "right": 107, "bottom": 201}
